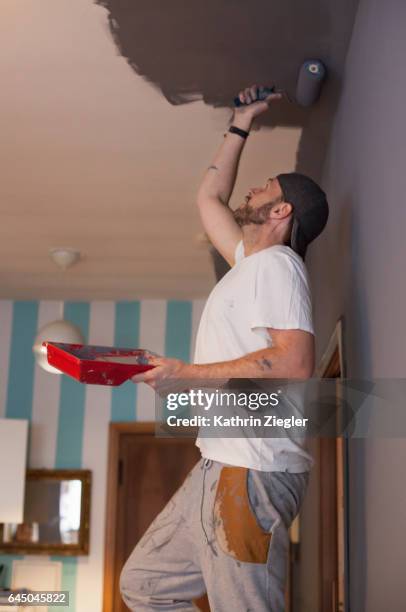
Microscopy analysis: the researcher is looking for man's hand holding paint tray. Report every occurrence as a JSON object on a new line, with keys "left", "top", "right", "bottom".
{"left": 43, "top": 342, "right": 156, "bottom": 386}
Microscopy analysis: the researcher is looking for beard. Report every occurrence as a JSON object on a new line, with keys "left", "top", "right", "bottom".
{"left": 233, "top": 200, "right": 276, "bottom": 227}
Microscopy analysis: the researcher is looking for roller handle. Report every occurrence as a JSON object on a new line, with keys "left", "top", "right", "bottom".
{"left": 233, "top": 86, "right": 275, "bottom": 107}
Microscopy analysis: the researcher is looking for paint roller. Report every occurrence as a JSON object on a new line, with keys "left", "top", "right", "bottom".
{"left": 234, "top": 59, "right": 326, "bottom": 108}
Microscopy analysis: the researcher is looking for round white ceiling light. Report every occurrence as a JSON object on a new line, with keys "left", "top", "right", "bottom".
{"left": 49, "top": 248, "right": 81, "bottom": 270}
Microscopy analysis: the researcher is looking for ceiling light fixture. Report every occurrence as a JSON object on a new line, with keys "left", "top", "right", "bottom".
{"left": 49, "top": 248, "right": 81, "bottom": 270}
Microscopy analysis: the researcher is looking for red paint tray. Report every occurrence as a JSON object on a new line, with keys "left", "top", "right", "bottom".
{"left": 44, "top": 342, "right": 155, "bottom": 386}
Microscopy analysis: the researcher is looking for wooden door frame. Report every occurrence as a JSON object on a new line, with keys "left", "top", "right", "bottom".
{"left": 315, "top": 318, "right": 348, "bottom": 612}
{"left": 102, "top": 421, "right": 155, "bottom": 612}
{"left": 315, "top": 318, "right": 345, "bottom": 380}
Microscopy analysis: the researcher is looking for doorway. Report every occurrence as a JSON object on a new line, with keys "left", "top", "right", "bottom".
{"left": 289, "top": 319, "right": 348, "bottom": 612}
{"left": 102, "top": 422, "right": 202, "bottom": 612}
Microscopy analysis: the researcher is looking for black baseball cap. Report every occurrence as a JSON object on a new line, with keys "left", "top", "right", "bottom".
{"left": 276, "top": 172, "right": 329, "bottom": 258}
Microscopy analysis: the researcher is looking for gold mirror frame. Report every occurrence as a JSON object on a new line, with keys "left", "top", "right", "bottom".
{"left": 0, "top": 469, "right": 91, "bottom": 556}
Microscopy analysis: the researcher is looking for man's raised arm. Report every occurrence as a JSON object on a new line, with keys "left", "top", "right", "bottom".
{"left": 196, "top": 86, "right": 282, "bottom": 266}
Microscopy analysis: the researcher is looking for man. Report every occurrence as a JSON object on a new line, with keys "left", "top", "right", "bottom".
{"left": 120, "top": 85, "right": 329, "bottom": 611}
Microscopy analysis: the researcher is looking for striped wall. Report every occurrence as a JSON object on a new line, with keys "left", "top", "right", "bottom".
{"left": 0, "top": 299, "right": 206, "bottom": 611}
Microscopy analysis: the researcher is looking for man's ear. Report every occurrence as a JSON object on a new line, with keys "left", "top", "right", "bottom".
{"left": 270, "top": 202, "right": 293, "bottom": 219}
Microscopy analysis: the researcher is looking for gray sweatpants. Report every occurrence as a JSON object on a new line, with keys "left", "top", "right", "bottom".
{"left": 120, "top": 458, "right": 309, "bottom": 612}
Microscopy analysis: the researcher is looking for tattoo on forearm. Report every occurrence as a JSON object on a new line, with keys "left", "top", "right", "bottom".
{"left": 208, "top": 165, "right": 219, "bottom": 171}
{"left": 256, "top": 358, "right": 273, "bottom": 372}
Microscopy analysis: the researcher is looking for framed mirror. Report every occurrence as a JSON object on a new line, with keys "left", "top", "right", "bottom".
{"left": 0, "top": 469, "right": 91, "bottom": 556}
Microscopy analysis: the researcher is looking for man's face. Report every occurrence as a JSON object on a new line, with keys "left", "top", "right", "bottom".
{"left": 233, "top": 177, "right": 284, "bottom": 227}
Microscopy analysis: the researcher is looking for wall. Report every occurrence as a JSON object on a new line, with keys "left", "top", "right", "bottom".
{"left": 0, "top": 298, "right": 205, "bottom": 611}
{"left": 307, "top": 0, "right": 406, "bottom": 610}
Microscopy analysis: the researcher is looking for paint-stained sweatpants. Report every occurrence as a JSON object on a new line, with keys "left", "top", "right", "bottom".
{"left": 120, "top": 458, "right": 309, "bottom": 612}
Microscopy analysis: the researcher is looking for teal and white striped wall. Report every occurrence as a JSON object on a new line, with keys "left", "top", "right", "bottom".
{"left": 0, "top": 299, "right": 205, "bottom": 611}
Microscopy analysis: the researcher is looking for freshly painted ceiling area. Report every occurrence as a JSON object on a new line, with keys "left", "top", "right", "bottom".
{"left": 0, "top": 0, "right": 358, "bottom": 299}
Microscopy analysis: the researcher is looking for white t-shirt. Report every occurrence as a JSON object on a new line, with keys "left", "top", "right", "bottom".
{"left": 194, "top": 241, "right": 314, "bottom": 472}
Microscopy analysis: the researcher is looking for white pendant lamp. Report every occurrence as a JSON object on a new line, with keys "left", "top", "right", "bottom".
{"left": 33, "top": 319, "right": 84, "bottom": 374}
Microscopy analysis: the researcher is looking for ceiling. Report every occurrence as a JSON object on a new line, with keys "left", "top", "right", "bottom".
{"left": 0, "top": 0, "right": 358, "bottom": 300}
